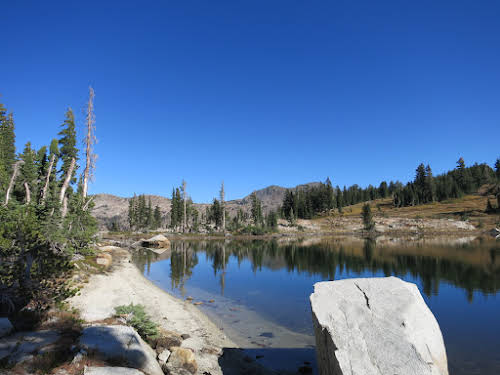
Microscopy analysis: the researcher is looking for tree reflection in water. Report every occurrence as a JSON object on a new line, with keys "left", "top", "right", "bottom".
{"left": 133, "top": 237, "right": 500, "bottom": 301}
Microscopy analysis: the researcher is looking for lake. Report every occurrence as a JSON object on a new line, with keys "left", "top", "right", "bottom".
{"left": 133, "top": 236, "right": 500, "bottom": 374}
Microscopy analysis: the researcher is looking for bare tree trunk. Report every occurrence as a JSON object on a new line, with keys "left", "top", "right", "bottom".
{"left": 24, "top": 182, "right": 31, "bottom": 204}
{"left": 220, "top": 181, "right": 225, "bottom": 233}
{"left": 83, "top": 195, "right": 95, "bottom": 211}
{"left": 3, "top": 161, "right": 23, "bottom": 206}
{"left": 41, "top": 154, "right": 55, "bottom": 203}
{"left": 62, "top": 196, "right": 68, "bottom": 218}
{"left": 59, "top": 157, "right": 76, "bottom": 205}
{"left": 82, "top": 86, "right": 96, "bottom": 198}
{"left": 182, "top": 179, "right": 187, "bottom": 233}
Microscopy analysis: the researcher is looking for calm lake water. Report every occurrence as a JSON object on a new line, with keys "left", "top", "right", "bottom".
{"left": 133, "top": 237, "right": 500, "bottom": 375}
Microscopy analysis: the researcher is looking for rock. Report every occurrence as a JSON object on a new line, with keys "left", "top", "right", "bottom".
{"left": 158, "top": 348, "right": 171, "bottom": 371}
{"left": 165, "top": 347, "right": 197, "bottom": 374}
{"left": 0, "top": 330, "right": 61, "bottom": 365}
{"left": 158, "top": 348, "right": 171, "bottom": 362}
{"left": 79, "top": 325, "right": 163, "bottom": 375}
{"left": 310, "top": 277, "right": 448, "bottom": 375}
{"left": 0, "top": 318, "right": 13, "bottom": 338}
{"left": 84, "top": 367, "right": 145, "bottom": 375}
{"left": 153, "top": 329, "right": 183, "bottom": 352}
{"left": 98, "top": 245, "right": 123, "bottom": 252}
{"left": 71, "top": 254, "right": 85, "bottom": 262}
{"left": 96, "top": 253, "right": 112, "bottom": 268}
{"left": 141, "top": 234, "right": 171, "bottom": 249}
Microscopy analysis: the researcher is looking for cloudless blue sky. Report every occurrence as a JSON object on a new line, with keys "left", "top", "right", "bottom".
{"left": 2, "top": 1, "right": 499, "bottom": 202}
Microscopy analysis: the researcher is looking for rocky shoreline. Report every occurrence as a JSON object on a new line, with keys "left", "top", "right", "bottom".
{"left": 68, "top": 246, "right": 273, "bottom": 375}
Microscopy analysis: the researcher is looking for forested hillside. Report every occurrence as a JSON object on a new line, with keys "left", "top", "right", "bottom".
{"left": 280, "top": 159, "right": 500, "bottom": 221}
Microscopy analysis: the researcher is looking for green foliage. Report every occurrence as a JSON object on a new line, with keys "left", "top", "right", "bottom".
{"left": 58, "top": 109, "right": 78, "bottom": 182}
{"left": 265, "top": 210, "right": 278, "bottom": 231}
{"left": 394, "top": 158, "right": 496, "bottom": 208}
{"left": 208, "top": 198, "right": 223, "bottom": 229}
{"left": 128, "top": 194, "right": 161, "bottom": 231}
{"left": 251, "top": 192, "right": 263, "bottom": 225}
{"left": 362, "top": 203, "right": 375, "bottom": 231}
{"left": 114, "top": 303, "right": 159, "bottom": 340}
{"left": 0, "top": 98, "right": 97, "bottom": 318}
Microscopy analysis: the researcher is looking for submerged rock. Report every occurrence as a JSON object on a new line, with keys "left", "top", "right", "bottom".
{"left": 310, "top": 277, "right": 448, "bottom": 375}
{"left": 79, "top": 325, "right": 163, "bottom": 375}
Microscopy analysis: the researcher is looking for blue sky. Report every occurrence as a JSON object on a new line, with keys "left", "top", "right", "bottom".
{"left": 2, "top": 1, "right": 499, "bottom": 202}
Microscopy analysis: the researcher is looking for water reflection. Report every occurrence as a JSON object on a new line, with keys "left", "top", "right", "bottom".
{"left": 135, "top": 237, "right": 500, "bottom": 301}
{"left": 133, "top": 237, "right": 500, "bottom": 375}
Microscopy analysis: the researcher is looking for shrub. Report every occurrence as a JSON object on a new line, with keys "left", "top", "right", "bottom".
{"left": 114, "top": 303, "right": 158, "bottom": 340}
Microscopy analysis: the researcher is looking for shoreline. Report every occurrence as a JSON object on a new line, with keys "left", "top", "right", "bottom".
{"left": 68, "top": 247, "right": 273, "bottom": 375}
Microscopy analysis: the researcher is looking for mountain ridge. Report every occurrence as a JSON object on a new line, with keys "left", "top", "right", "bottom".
{"left": 92, "top": 182, "right": 321, "bottom": 229}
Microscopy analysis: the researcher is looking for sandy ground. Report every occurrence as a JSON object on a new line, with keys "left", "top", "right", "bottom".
{"left": 69, "top": 247, "right": 272, "bottom": 375}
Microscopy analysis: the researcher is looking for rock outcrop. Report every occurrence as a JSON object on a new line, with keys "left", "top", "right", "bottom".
{"left": 79, "top": 325, "right": 163, "bottom": 375}
{"left": 310, "top": 277, "right": 448, "bottom": 375}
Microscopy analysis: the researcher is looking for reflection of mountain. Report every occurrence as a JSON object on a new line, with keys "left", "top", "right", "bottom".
{"left": 134, "top": 238, "right": 500, "bottom": 302}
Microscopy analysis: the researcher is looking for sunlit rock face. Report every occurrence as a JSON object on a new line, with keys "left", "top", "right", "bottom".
{"left": 310, "top": 277, "right": 448, "bottom": 375}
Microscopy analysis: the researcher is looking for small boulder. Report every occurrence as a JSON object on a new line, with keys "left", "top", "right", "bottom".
{"left": 165, "top": 347, "right": 197, "bottom": 374}
{"left": 158, "top": 349, "right": 171, "bottom": 372}
{"left": 142, "top": 234, "right": 171, "bottom": 249}
{"left": 0, "top": 318, "right": 13, "bottom": 338}
{"left": 79, "top": 325, "right": 163, "bottom": 375}
{"left": 153, "top": 329, "right": 183, "bottom": 352}
{"left": 96, "top": 253, "right": 112, "bottom": 268}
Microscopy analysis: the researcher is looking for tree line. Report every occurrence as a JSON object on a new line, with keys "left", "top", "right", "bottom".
{"left": 0, "top": 89, "right": 97, "bottom": 317}
{"left": 280, "top": 157, "right": 500, "bottom": 220}
{"left": 394, "top": 158, "right": 499, "bottom": 207}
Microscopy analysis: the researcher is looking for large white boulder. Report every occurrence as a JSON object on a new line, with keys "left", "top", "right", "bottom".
{"left": 79, "top": 325, "right": 163, "bottom": 375}
{"left": 310, "top": 277, "right": 448, "bottom": 375}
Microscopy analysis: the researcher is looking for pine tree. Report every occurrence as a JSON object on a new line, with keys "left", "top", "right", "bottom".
{"left": 153, "top": 205, "right": 162, "bottom": 229}
{"left": 58, "top": 109, "right": 78, "bottom": 184}
{"left": 20, "top": 142, "right": 38, "bottom": 203}
{"left": 146, "top": 198, "right": 153, "bottom": 228}
{"left": 0, "top": 107, "right": 16, "bottom": 189}
{"left": 336, "top": 186, "right": 343, "bottom": 212}
{"left": 250, "top": 192, "right": 262, "bottom": 225}
{"left": 424, "top": 165, "right": 435, "bottom": 203}
{"left": 495, "top": 158, "right": 500, "bottom": 181}
{"left": 362, "top": 203, "right": 375, "bottom": 231}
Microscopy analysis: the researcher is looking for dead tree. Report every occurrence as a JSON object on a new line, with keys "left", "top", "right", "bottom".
{"left": 182, "top": 179, "right": 187, "bottom": 232}
{"left": 82, "top": 86, "right": 96, "bottom": 199}
{"left": 59, "top": 157, "right": 76, "bottom": 217}
{"left": 220, "top": 181, "right": 225, "bottom": 232}
{"left": 24, "top": 182, "right": 31, "bottom": 204}
{"left": 3, "top": 161, "right": 23, "bottom": 206}
{"left": 41, "top": 154, "right": 56, "bottom": 203}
